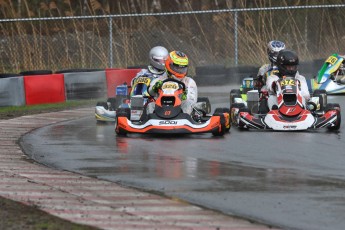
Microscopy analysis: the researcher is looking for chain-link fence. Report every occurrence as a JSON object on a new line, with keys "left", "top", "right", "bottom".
{"left": 1, "top": 4, "right": 345, "bottom": 74}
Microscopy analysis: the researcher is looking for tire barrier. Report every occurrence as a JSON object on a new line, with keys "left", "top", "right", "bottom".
{"left": 0, "top": 73, "right": 23, "bottom": 78}
{"left": 19, "top": 70, "right": 53, "bottom": 76}
{"left": 24, "top": 74, "right": 65, "bottom": 105}
{"left": 105, "top": 68, "right": 142, "bottom": 98}
{"left": 0, "top": 76, "right": 26, "bottom": 107}
{"left": 64, "top": 70, "right": 107, "bottom": 100}
{"left": 195, "top": 60, "right": 325, "bottom": 86}
{"left": 195, "top": 65, "right": 257, "bottom": 86}
{"left": 55, "top": 68, "right": 103, "bottom": 74}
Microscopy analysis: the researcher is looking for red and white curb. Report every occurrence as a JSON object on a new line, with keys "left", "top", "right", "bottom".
{"left": 0, "top": 108, "right": 277, "bottom": 230}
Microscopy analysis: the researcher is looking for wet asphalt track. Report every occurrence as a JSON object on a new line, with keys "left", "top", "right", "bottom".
{"left": 21, "top": 87, "right": 345, "bottom": 230}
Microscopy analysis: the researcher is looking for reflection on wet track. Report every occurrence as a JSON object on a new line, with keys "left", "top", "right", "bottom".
{"left": 22, "top": 93, "right": 345, "bottom": 230}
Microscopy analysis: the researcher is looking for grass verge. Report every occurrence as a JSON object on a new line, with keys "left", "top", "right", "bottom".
{"left": 0, "top": 99, "right": 98, "bottom": 120}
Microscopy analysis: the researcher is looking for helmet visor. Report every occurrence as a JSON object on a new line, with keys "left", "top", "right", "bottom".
{"left": 170, "top": 63, "right": 188, "bottom": 75}
{"left": 284, "top": 65, "right": 298, "bottom": 71}
{"left": 152, "top": 56, "right": 166, "bottom": 65}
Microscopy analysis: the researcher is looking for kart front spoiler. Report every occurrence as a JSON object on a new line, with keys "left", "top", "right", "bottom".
{"left": 116, "top": 115, "right": 224, "bottom": 135}
{"left": 237, "top": 110, "right": 339, "bottom": 131}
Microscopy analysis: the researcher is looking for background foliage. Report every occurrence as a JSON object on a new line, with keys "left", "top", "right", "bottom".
{"left": 1, "top": 0, "right": 345, "bottom": 73}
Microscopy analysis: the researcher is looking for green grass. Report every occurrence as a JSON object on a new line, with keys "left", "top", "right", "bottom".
{"left": 0, "top": 99, "right": 99, "bottom": 120}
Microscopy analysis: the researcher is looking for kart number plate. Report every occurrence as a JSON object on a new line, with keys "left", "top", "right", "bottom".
{"left": 326, "top": 56, "right": 338, "bottom": 65}
{"left": 162, "top": 83, "right": 178, "bottom": 89}
{"left": 281, "top": 79, "right": 295, "bottom": 86}
{"left": 136, "top": 77, "right": 151, "bottom": 85}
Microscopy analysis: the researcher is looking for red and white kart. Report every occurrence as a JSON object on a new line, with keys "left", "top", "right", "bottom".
{"left": 230, "top": 76, "right": 341, "bottom": 131}
{"left": 115, "top": 78, "right": 230, "bottom": 136}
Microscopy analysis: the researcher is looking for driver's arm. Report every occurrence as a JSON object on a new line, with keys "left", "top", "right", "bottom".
{"left": 296, "top": 75, "right": 310, "bottom": 101}
{"left": 185, "top": 78, "right": 198, "bottom": 104}
{"left": 266, "top": 74, "right": 279, "bottom": 94}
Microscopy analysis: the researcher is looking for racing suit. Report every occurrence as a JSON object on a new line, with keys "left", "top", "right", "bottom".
{"left": 147, "top": 75, "right": 198, "bottom": 115}
{"left": 255, "top": 63, "right": 278, "bottom": 89}
{"left": 266, "top": 72, "right": 310, "bottom": 110}
{"left": 131, "top": 65, "right": 167, "bottom": 90}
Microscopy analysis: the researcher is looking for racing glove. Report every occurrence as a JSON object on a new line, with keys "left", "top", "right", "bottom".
{"left": 181, "top": 91, "right": 187, "bottom": 101}
{"left": 152, "top": 80, "right": 163, "bottom": 93}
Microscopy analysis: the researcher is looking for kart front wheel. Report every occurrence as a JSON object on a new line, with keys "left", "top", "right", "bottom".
{"left": 325, "top": 103, "right": 341, "bottom": 131}
{"left": 115, "top": 108, "right": 131, "bottom": 135}
{"left": 212, "top": 112, "right": 226, "bottom": 136}
{"left": 214, "top": 107, "right": 231, "bottom": 132}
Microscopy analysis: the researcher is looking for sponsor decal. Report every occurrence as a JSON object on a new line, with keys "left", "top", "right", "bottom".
{"left": 159, "top": 120, "right": 178, "bottom": 125}
{"left": 283, "top": 125, "right": 297, "bottom": 129}
{"left": 246, "top": 80, "right": 251, "bottom": 88}
{"left": 286, "top": 108, "right": 296, "bottom": 114}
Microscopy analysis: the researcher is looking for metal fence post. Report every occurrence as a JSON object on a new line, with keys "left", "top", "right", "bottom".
{"left": 109, "top": 16, "right": 113, "bottom": 68}
{"left": 234, "top": 11, "right": 238, "bottom": 66}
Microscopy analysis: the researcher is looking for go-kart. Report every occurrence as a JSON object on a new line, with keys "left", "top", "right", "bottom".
{"left": 230, "top": 76, "right": 341, "bottom": 131}
{"left": 229, "top": 77, "right": 255, "bottom": 104}
{"left": 311, "top": 53, "right": 345, "bottom": 94}
{"left": 115, "top": 78, "right": 230, "bottom": 136}
{"left": 95, "top": 74, "right": 154, "bottom": 123}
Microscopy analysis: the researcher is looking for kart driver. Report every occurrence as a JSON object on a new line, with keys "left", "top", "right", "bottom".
{"left": 130, "top": 46, "right": 169, "bottom": 95}
{"left": 254, "top": 40, "right": 286, "bottom": 89}
{"left": 147, "top": 50, "right": 197, "bottom": 115}
{"left": 266, "top": 49, "right": 310, "bottom": 110}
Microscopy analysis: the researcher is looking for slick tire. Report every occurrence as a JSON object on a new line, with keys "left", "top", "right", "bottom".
{"left": 115, "top": 108, "right": 131, "bottom": 135}
{"left": 107, "top": 97, "right": 117, "bottom": 111}
{"left": 313, "top": 89, "right": 327, "bottom": 111}
{"left": 214, "top": 107, "right": 231, "bottom": 132}
{"left": 96, "top": 101, "right": 108, "bottom": 110}
{"left": 211, "top": 112, "right": 226, "bottom": 136}
{"left": 19, "top": 70, "right": 53, "bottom": 76}
{"left": 197, "top": 97, "right": 211, "bottom": 114}
{"left": 325, "top": 103, "right": 341, "bottom": 131}
{"left": 230, "top": 89, "right": 242, "bottom": 106}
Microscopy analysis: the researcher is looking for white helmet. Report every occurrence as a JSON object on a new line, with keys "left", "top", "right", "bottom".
{"left": 149, "top": 46, "right": 169, "bottom": 71}
{"left": 267, "top": 40, "right": 286, "bottom": 64}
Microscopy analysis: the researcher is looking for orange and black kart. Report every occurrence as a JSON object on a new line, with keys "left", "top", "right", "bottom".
{"left": 115, "top": 78, "right": 230, "bottom": 136}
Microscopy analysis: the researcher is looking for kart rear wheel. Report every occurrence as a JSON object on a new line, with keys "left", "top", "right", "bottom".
{"left": 325, "top": 103, "right": 341, "bottom": 131}
{"left": 258, "top": 98, "right": 269, "bottom": 114}
{"left": 230, "top": 89, "right": 242, "bottom": 106}
{"left": 116, "top": 108, "right": 131, "bottom": 120}
{"left": 214, "top": 107, "right": 231, "bottom": 132}
{"left": 313, "top": 89, "right": 327, "bottom": 111}
{"left": 107, "top": 97, "right": 117, "bottom": 111}
{"left": 96, "top": 101, "right": 108, "bottom": 110}
{"left": 197, "top": 97, "right": 211, "bottom": 114}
